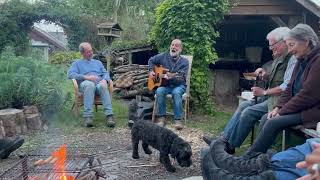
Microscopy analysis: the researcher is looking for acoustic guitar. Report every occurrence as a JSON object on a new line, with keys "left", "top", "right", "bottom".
{"left": 147, "top": 65, "right": 180, "bottom": 91}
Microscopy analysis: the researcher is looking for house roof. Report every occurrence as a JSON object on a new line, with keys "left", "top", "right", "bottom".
{"left": 30, "top": 27, "right": 67, "bottom": 51}
{"left": 296, "top": 0, "right": 320, "bottom": 17}
{"left": 97, "top": 22, "right": 123, "bottom": 31}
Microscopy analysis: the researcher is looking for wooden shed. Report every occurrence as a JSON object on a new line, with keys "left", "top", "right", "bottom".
{"left": 210, "top": 0, "right": 320, "bottom": 107}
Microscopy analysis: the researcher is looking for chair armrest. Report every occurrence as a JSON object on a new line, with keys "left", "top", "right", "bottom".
{"left": 71, "top": 79, "right": 79, "bottom": 97}
{"left": 108, "top": 80, "right": 113, "bottom": 98}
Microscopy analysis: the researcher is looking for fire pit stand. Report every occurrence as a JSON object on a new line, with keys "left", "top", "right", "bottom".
{"left": 0, "top": 146, "right": 109, "bottom": 180}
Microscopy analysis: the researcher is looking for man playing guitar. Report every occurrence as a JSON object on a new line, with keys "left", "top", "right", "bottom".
{"left": 148, "top": 39, "right": 189, "bottom": 130}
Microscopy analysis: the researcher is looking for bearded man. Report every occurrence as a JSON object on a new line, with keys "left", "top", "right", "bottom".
{"left": 148, "top": 39, "right": 189, "bottom": 130}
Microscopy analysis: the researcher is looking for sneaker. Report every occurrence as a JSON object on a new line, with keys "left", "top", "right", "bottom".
{"left": 84, "top": 117, "right": 94, "bottom": 127}
{"left": 106, "top": 115, "right": 115, "bottom": 128}
{"left": 174, "top": 120, "right": 183, "bottom": 130}
{"left": 156, "top": 117, "right": 166, "bottom": 127}
{"left": 0, "top": 137, "right": 24, "bottom": 159}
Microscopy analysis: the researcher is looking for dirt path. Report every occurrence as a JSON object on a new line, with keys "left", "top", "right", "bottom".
{"left": 0, "top": 125, "right": 207, "bottom": 179}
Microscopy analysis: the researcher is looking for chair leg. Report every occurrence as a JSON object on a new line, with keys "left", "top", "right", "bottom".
{"left": 95, "top": 104, "right": 98, "bottom": 112}
{"left": 73, "top": 101, "right": 80, "bottom": 117}
{"left": 152, "top": 98, "right": 157, "bottom": 123}
{"left": 187, "top": 98, "right": 190, "bottom": 117}
{"left": 184, "top": 99, "right": 187, "bottom": 125}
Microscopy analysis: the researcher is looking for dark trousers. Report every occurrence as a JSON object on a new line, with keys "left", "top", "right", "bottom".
{"left": 250, "top": 113, "right": 302, "bottom": 153}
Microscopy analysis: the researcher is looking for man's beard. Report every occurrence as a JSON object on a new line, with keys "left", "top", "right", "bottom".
{"left": 170, "top": 49, "right": 180, "bottom": 59}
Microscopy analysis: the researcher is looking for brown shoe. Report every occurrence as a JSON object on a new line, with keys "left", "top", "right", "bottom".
{"left": 106, "top": 115, "right": 115, "bottom": 128}
{"left": 156, "top": 116, "right": 166, "bottom": 127}
{"left": 174, "top": 120, "right": 183, "bottom": 130}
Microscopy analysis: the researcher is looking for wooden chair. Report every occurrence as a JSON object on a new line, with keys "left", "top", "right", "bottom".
{"left": 71, "top": 79, "right": 113, "bottom": 115}
{"left": 151, "top": 55, "right": 193, "bottom": 124}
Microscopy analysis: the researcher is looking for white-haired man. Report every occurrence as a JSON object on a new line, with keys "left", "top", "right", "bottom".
{"left": 68, "top": 42, "right": 114, "bottom": 128}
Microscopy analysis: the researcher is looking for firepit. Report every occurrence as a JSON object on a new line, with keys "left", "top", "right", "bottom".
{"left": 0, "top": 145, "right": 114, "bottom": 180}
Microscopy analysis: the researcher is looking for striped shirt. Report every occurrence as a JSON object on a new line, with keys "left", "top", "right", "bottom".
{"left": 279, "top": 56, "right": 297, "bottom": 91}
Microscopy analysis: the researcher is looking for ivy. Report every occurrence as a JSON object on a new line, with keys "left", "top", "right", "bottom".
{"left": 151, "top": 0, "right": 229, "bottom": 114}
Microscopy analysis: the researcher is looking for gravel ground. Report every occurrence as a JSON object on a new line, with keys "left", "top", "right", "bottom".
{"left": 0, "top": 124, "right": 207, "bottom": 180}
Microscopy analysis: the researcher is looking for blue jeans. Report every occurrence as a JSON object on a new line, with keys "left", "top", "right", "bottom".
{"left": 228, "top": 100, "right": 268, "bottom": 147}
{"left": 222, "top": 97, "right": 267, "bottom": 144}
{"left": 272, "top": 138, "right": 320, "bottom": 180}
{"left": 222, "top": 100, "right": 255, "bottom": 140}
{"left": 80, "top": 80, "right": 113, "bottom": 118}
{"left": 155, "top": 85, "right": 186, "bottom": 120}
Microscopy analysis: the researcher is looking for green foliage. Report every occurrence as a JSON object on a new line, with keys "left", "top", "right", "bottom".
{"left": 49, "top": 51, "right": 81, "bottom": 65}
{"left": 0, "top": 0, "right": 162, "bottom": 54}
{"left": 151, "top": 0, "right": 229, "bottom": 114}
{"left": 109, "top": 39, "right": 153, "bottom": 51}
{"left": 0, "top": 47, "right": 70, "bottom": 115}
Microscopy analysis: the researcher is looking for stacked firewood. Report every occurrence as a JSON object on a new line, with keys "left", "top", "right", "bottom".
{"left": 113, "top": 64, "right": 151, "bottom": 98}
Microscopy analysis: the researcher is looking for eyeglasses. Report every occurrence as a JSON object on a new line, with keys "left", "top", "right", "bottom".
{"left": 268, "top": 39, "right": 283, "bottom": 50}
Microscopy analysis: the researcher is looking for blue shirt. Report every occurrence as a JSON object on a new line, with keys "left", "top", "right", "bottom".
{"left": 67, "top": 59, "right": 110, "bottom": 84}
{"left": 279, "top": 56, "right": 297, "bottom": 91}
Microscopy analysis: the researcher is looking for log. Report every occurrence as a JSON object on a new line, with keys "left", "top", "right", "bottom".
{"left": 23, "top": 106, "right": 39, "bottom": 114}
{"left": 0, "top": 120, "right": 5, "bottom": 139}
{"left": 0, "top": 108, "right": 27, "bottom": 137}
{"left": 133, "top": 74, "right": 148, "bottom": 80}
{"left": 26, "top": 114, "right": 42, "bottom": 130}
{"left": 133, "top": 78, "right": 148, "bottom": 84}
{"left": 123, "top": 88, "right": 149, "bottom": 98}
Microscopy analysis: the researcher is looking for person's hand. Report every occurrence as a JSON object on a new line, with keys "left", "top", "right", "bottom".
{"left": 85, "top": 75, "right": 98, "bottom": 82}
{"left": 267, "top": 107, "right": 280, "bottom": 119}
{"left": 149, "top": 71, "right": 155, "bottom": 79}
{"left": 162, "top": 74, "right": 169, "bottom": 79}
{"left": 254, "top": 68, "right": 267, "bottom": 80}
{"left": 254, "top": 68, "right": 264, "bottom": 75}
{"left": 251, "top": 87, "right": 265, "bottom": 97}
{"left": 296, "top": 143, "right": 320, "bottom": 180}
{"left": 99, "top": 79, "right": 108, "bottom": 87}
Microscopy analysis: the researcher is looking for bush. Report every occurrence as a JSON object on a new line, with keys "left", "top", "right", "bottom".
{"left": 0, "top": 47, "right": 70, "bottom": 115}
{"left": 49, "top": 51, "right": 81, "bottom": 65}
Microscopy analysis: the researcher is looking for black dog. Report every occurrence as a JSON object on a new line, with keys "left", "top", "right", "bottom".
{"left": 128, "top": 99, "right": 139, "bottom": 128}
{"left": 131, "top": 120, "right": 192, "bottom": 172}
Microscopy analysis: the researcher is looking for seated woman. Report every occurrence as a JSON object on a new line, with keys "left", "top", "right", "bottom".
{"left": 245, "top": 23, "right": 320, "bottom": 157}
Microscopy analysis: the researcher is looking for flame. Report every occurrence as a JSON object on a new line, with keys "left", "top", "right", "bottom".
{"left": 51, "top": 144, "right": 74, "bottom": 180}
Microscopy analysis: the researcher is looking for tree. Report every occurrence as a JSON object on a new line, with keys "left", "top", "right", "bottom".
{"left": 151, "top": 0, "right": 230, "bottom": 114}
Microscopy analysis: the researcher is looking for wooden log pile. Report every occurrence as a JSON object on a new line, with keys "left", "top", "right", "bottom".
{"left": 113, "top": 64, "right": 151, "bottom": 98}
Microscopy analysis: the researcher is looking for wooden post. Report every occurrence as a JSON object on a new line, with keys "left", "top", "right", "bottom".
{"left": 128, "top": 53, "right": 132, "bottom": 65}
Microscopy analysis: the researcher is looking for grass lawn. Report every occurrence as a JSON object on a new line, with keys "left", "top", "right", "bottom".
{"left": 47, "top": 95, "right": 305, "bottom": 156}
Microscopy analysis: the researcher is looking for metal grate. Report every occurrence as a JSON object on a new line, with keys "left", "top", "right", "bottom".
{"left": 0, "top": 145, "right": 111, "bottom": 180}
